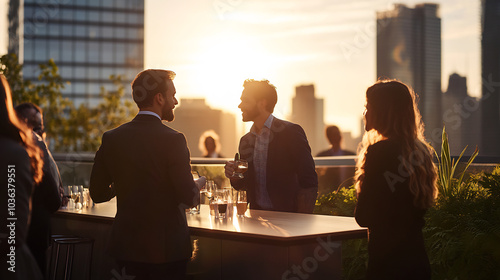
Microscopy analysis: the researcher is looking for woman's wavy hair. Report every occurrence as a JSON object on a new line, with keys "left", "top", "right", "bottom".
{"left": 0, "top": 74, "right": 43, "bottom": 184}
{"left": 355, "top": 79, "right": 438, "bottom": 209}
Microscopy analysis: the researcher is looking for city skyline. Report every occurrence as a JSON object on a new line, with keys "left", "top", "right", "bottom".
{"left": 377, "top": 3, "right": 442, "bottom": 147}
{"left": 0, "top": 0, "right": 481, "bottom": 137}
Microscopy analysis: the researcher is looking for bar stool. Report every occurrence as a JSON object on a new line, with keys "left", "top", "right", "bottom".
{"left": 48, "top": 235, "right": 94, "bottom": 280}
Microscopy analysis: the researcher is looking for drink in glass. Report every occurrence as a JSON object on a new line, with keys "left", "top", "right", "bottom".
{"left": 232, "top": 159, "right": 248, "bottom": 179}
{"left": 236, "top": 190, "right": 248, "bottom": 217}
{"left": 213, "top": 189, "right": 229, "bottom": 219}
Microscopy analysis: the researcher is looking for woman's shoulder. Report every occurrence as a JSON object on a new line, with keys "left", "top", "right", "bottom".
{"left": 0, "top": 137, "right": 29, "bottom": 157}
{"left": 368, "top": 139, "right": 402, "bottom": 154}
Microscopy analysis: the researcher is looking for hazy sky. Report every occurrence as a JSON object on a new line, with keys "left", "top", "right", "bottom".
{"left": 1, "top": 0, "right": 481, "bottom": 136}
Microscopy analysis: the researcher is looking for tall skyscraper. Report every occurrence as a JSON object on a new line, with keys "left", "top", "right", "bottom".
{"left": 8, "top": 0, "right": 144, "bottom": 107}
{"left": 290, "top": 84, "right": 326, "bottom": 155}
{"left": 480, "top": 0, "right": 500, "bottom": 156}
{"left": 168, "top": 98, "right": 237, "bottom": 158}
{"left": 443, "top": 73, "right": 481, "bottom": 156}
{"left": 377, "top": 3, "right": 442, "bottom": 147}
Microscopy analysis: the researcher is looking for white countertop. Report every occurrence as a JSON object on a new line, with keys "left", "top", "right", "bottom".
{"left": 57, "top": 198, "right": 367, "bottom": 243}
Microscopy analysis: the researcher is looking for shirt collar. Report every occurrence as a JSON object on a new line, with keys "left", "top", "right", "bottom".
{"left": 251, "top": 114, "right": 274, "bottom": 135}
{"left": 137, "top": 111, "right": 161, "bottom": 120}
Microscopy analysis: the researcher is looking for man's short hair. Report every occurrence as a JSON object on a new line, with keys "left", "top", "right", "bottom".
{"left": 15, "top": 102, "right": 42, "bottom": 125}
{"left": 14, "top": 102, "right": 44, "bottom": 135}
{"left": 131, "top": 69, "right": 176, "bottom": 109}
{"left": 243, "top": 79, "right": 277, "bottom": 113}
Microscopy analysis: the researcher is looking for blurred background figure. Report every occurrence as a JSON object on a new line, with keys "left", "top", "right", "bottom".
{"left": 0, "top": 74, "right": 44, "bottom": 280}
{"left": 15, "top": 102, "right": 62, "bottom": 276}
{"left": 316, "top": 125, "right": 356, "bottom": 195}
{"left": 199, "top": 130, "right": 224, "bottom": 158}
{"left": 316, "top": 125, "right": 355, "bottom": 157}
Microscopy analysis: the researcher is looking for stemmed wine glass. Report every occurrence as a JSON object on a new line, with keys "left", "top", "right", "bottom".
{"left": 200, "top": 180, "right": 215, "bottom": 204}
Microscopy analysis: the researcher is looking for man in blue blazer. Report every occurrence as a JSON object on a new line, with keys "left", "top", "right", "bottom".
{"left": 225, "top": 79, "right": 318, "bottom": 213}
{"left": 90, "top": 69, "right": 205, "bottom": 280}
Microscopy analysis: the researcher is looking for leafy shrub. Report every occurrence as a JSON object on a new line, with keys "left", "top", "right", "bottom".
{"left": 425, "top": 166, "right": 500, "bottom": 280}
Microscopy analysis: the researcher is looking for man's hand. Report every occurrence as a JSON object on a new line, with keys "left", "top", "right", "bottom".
{"left": 224, "top": 160, "right": 239, "bottom": 180}
{"left": 194, "top": 176, "right": 207, "bottom": 190}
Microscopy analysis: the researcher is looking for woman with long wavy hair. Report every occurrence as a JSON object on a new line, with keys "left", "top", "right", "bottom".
{"left": 0, "top": 74, "right": 44, "bottom": 279}
{"left": 355, "top": 79, "right": 438, "bottom": 279}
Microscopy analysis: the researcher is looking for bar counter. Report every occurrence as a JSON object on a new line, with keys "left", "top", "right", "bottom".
{"left": 52, "top": 199, "right": 367, "bottom": 280}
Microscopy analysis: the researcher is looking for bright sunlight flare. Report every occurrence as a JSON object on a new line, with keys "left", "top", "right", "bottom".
{"left": 189, "top": 32, "right": 276, "bottom": 113}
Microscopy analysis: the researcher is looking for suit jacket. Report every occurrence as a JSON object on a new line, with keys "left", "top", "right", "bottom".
{"left": 355, "top": 139, "right": 430, "bottom": 279}
{"left": 232, "top": 117, "right": 318, "bottom": 213}
{"left": 90, "top": 114, "right": 199, "bottom": 263}
{"left": 27, "top": 133, "right": 62, "bottom": 273}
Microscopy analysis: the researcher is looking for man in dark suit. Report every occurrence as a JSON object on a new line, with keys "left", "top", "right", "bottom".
{"left": 15, "top": 102, "right": 62, "bottom": 276}
{"left": 90, "top": 69, "right": 205, "bottom": 280}
{"left": 224, "top": 79, "right": 318, "bottom": 213}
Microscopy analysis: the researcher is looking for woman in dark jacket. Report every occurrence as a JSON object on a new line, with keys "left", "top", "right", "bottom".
{"left": 0, "top": 74, "right": 44, "bottom": 280}
{"left": 355, "top": 79, "right": 438, "bottom": 280}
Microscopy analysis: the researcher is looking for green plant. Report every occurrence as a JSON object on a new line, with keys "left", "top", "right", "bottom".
{"left": 424, "top": 128, "right": 500, "bottom": 279}
{"left": 314, "top": 184, "right": 357, "bottom": 217}
{"left": 434, "top": 127, "right": 478, "bottom": 200}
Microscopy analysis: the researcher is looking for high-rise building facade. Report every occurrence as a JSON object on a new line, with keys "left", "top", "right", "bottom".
{"left": 480, "top": 0, "right": 500, "bottom": 156}
{"left": 377, "top": 3, "right": 442, "bottom": 147}
{"left": 290, "top": 84, "right": 326, "bottom": 155}
{"left": 168, "top": 98, "right": 237, "bottom": 158}
{"left": 442, "top": 73, "right": 481, "bottom": 156}
{"left": 8, "top": 0, "right": 144, "bottom": 107}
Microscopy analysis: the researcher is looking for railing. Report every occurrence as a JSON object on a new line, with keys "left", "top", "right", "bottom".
{"left": 52, "top": 153, "right": 498, "bottom": 196}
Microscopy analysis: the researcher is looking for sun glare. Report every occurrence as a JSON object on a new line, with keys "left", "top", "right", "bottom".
{"left": 190, "top": 33, "right": 275, "bottom": 113}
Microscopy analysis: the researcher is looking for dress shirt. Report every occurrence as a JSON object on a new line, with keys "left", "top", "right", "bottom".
{"left": 251, "top": 114, "right": 274, "bottom": 209}
{"left": 137, "top": 110, "right": 161, "bottom": 120}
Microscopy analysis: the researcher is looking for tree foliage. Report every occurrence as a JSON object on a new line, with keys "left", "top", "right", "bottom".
{"left": 0, "top": 53, "right": 136, "bottom": 152}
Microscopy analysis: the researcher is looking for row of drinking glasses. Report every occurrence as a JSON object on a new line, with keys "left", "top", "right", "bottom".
{"left": 209, "top": 188, "right": 248, "bottom": 219}
{"left": 62, "top": 185, "right": 92, "bottom": 211}
{"left": 190, "top": 179, "right": 248, "bottom": 219}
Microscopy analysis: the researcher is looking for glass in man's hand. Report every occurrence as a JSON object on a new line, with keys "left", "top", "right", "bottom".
{"left": 232, "top": 159, "right": 248, "bottom": 179}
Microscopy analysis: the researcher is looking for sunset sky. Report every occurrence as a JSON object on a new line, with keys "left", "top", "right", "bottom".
{"left": 1, "top": 0, "right": 481, "bottom": 137}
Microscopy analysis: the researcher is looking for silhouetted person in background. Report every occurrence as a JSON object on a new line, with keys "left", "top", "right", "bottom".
{"left": 316, "top": 125, "right": 355, "bottom": 156}
{"left": 355, "top": 79, "right": 437, "bottom": 279}
{"left": 15, "top": 102, "right": 62, "bottom": 276}
{"left": 90, "top": 69, "right": 205, "bottom": 280}
{"left": 316, "top": 125, "right": 356, "bottom": 195}
{"left": 224, "top": 79, "right": 318, "bottom": 213}
{"left": 0, "top": 74, "right": 44, "bottom": 280}
{"left": 199, "top": 130, "right": 224, "bottom": 158}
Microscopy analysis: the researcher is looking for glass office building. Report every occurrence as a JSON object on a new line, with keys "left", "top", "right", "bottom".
{"left": 376, "top": 3, "right": 442, "bottom": 147}
{"left": 481, "top": 0, "right": 500, "bottom": 156}
{"left": 11, "top": 0, "right": 144, "bottom": 107}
